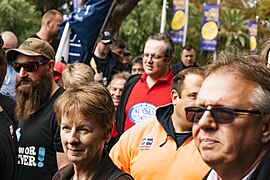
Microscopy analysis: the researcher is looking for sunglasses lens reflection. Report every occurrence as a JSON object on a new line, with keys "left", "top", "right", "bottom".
{"left": 12, "top": 62, "right": 38, "bottom": 73}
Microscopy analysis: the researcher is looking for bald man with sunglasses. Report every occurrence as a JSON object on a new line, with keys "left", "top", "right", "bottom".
{"left": 185, "top": 52, "right": 270, "bottom": 180}
{"left": 7, "top": 38, "right": 70, "bottom": 180}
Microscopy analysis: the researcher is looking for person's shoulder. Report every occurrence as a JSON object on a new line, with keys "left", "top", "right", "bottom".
{"left": 121, "top": 118, "right": 158, "bottom": 139}
{"left": 0, "top": 94, "right": 15, "bottom": 108}
{"left": 126, "top": 74, "right": 141, "bottom": 84}
{"left": 115, "top": 174, "right": 134, "bottom": 180}
{"left": 52, "top": 164, "right": 74, "bottom": 180}
{"left": 172, "top": 62, "right": 184, "bottom": 74}
{"left": 30, "top": 34, "right": 40, "bottom": 39}
{"left": 172, "top": 62, "right": 184, "bottom": 68}
{"left": 0, "top": 94, "right": 15, "bottom": 121}
{"left": 108, "top": 51, "right": 120, "bottom": 61}
{"left": 54, "top": 87, "right": 65, "bottom": 96}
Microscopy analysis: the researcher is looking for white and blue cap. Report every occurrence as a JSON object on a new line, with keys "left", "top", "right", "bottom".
{"left": 101, "top": 30, "right": 113, "bottom": 44}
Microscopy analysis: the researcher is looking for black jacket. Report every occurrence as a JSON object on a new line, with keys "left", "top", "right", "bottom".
{"left": 203, "top": 149, "right": 270, "bottom": 180}
{"left": 93, "top": 51, "right": 129, "bottom": 86}
{"left": 172, "top": 61, "right": 198, "bottom": 74}
{"left": 52, "top": 151, "right": 133, "bottom": 180}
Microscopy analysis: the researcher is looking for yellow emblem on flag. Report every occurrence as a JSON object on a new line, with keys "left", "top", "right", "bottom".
{"left": 171, "top": 10, "right": 185, "bottom": 30}
{"left": 201, "top": 21, "right": 218, "bottom": 40}
{"left": 250, "top": 35, "right": 257, "bottom": 51}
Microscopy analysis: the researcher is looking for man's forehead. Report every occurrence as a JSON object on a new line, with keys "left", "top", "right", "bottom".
{"left": 144, "top": 40, "right": 166, "bottom": 55}
{"left": 197, "top": 72, "right": 254, "bottom": 106}
{"left": 182, "top": 74, "right": 203, "bottom": 90}
{"left": 182, "top": 49, "right": 195, "bottom": 54}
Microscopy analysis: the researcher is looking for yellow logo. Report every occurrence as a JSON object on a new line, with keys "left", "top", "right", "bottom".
{"left": 250, "top": 36, "right": 257, "bottom": 51}
{"left": 171, "top": 10, "right": 185, "bottom": 30}
{"left": 201, "top": 21, "right": 218, "bottom": 40}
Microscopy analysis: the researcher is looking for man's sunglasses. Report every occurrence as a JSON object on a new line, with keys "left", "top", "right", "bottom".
{"left": 185, "top": 106, "right": 261, "bottom": 124}
{"left": 12, "top": 60, "right": 49, "bottom": 73}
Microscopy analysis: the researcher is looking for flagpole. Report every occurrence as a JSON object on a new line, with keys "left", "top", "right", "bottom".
{"left": 99, "top": 0, "right": 116, "bottom": 35}
{"left": 92, "top": 0, "right": 116, "bottom": 54}
{"left": 182, "top": 0, "right": 189, "bottom": 47}
{"left": 160, "top": 0, "right": 167, "bottom": 33}
{"left": 213, "top": 0, "right": 220, "bottom": 62}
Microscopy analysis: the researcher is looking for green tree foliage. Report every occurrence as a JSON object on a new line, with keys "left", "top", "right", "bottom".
{"left": 28, "top": 0, "right": 72, "bottom": 13}
{"left": 2, "top": 0, "right": 269, "bottom": 65}
{"left": 119, "top": 0, "right": 270, "bottom": 66}
{"left": 119, "top": 0, "right": 166, "bottom": 58}
{"left": 218, "top": 9, "right": 249, "bottom": 49}
{"left": 0, "top": 0, "right": 42, "bottom": 43}
{"left": 256, "top": 0, "right": 270, "bottom": 47}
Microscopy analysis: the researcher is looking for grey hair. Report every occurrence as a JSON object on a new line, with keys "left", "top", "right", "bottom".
{"left": 206, "top": 51, "right": 270, "bottom": 113}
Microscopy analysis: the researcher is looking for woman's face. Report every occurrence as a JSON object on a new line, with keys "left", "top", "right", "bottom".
{"left": 60, "top": 113, "right": 109, "bottom": 165}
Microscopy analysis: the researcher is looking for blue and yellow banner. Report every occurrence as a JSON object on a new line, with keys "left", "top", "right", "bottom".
{"left": 248, "top": 20, "right": 258, "bottom": 54}
{"left": 200, "top": 3, "right": 219, "bottom": 52}
{"left": 169, "top": 0, "right": 186, "bottom": 43}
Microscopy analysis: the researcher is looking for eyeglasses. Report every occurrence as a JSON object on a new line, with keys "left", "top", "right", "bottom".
{"left": 185, "top": 106, "right": 261, "bottom": 124}
{"left": 142, "top": 53, "right": 166, "bottom": 61}
{"left": 12, "top": 59, "right": 49, "bottom": 73}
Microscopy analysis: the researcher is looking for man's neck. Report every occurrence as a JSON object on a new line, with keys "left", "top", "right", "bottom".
{"left": 171, "top": 114, "right": 191, "bottom": 133}
{"left": 36, "top": 29, "right": 52, "bottom": 43}
{"left": 146, "top": 70, "right": 170, "bottom": 89}
{"left": 50, "top": 81, "right": 60, "bottom": 98}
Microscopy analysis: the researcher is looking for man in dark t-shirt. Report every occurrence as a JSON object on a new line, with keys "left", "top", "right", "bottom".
{"left": 7, "top": 38, "right": 70, "bottom": 180}
{"left": 31, "top": 9, "right": 63, "bottom": 52}
{"left": 92, "top": 31, "right": 128, "bottom": 86}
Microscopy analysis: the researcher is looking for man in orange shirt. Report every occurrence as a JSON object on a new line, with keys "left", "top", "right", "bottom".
{"left": 110, "top": 67, "right": 209, "bottom": 179}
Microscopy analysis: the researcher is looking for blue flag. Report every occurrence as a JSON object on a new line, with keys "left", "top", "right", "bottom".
{"left": 200, "top": 3, "right": 219, "bottom": 52}
{"left": 61, "top": 0, "right": 113, "bottom": 64}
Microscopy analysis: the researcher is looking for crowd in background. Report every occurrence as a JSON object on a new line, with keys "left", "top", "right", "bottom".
{"left": 1, "top": 8, "right": 270, "bottom": 180}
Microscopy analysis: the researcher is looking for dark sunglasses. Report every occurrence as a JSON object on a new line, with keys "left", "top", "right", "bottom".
{"left": 12, "top": 59, "right": 49, "bottom": 73}
{"left": 185, "top": 106, "right": 261, "bottom": 124}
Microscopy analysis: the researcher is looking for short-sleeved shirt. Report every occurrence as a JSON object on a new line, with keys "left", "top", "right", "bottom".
{"left": 124, "top": 71, "right": 174, "bottom": 131}
{"left": 16, "top": 87, "right": 64, "bottom": 180}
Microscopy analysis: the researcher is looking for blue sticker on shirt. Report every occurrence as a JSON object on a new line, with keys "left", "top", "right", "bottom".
{"left": 16, "top": 128, "right": 21, "bottom": 141}
{"left": 140, "top": 137, "right": 154, "bottom": 150}
{"left": 128, "top": 102, "right": 157, "bottom": 124}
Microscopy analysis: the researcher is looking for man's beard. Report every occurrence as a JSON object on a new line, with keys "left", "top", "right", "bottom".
{"left": 15, "top": 72, "right": 53, "bottom": 121}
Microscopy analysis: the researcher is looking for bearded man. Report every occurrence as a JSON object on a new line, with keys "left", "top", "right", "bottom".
{"left": 7, "top": 38, "right": 70, "bottom": 180}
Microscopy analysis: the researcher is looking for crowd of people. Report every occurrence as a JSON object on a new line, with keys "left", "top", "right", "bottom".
{"left": 1, "top": 8, "right": 270, "bottom": 180}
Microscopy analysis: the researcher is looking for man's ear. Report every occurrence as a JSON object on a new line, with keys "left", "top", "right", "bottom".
{"left": 167, "top": 56, "right": 174, "bottom": 66}
{"left": 171, "top": 89, "right": 180, "bottom": 105}
{"left": 262, "top": 114, "right": 270, "bottom": 144}
{"left": 47, "top": 60, "right": 55, "bottom": 72}
{"left": 104, "top": 129, "right": 112, "bottom": 144}
{"left": 45, "top": 19, "right": 51, "bottom": 27}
